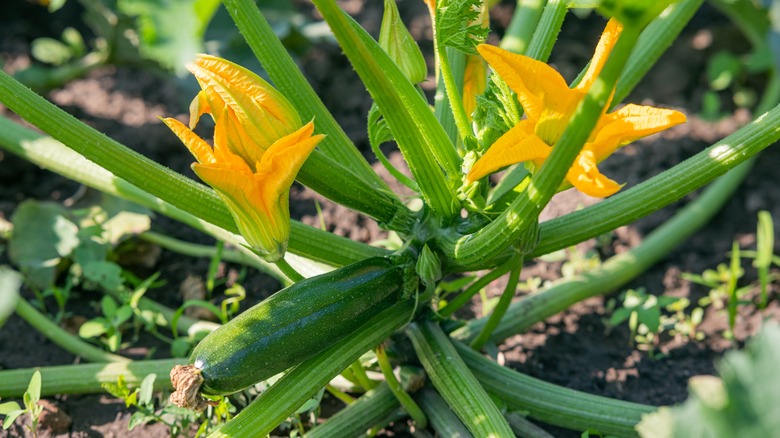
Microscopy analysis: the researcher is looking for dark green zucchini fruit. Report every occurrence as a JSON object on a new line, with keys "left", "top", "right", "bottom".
{"left": 187, "top": 255, "right": 409, "bottom": 396}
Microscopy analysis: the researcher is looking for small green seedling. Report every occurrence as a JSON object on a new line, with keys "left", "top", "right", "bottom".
{"left": 79, "top": 295, "right": 133, "bottom": 352}
{"left": 0, "top": 370, "right": 43, "bottom": 437}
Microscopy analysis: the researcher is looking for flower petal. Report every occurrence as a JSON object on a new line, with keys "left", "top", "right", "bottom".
{"left": 466, "top": 120, "right": 551, "bottom": 183}
{"left": 477, "top": 44, "right": 570, "bottom": 123}
{"left": 255, "top": 121, "right": 324, "bottom": 202}
{"left": 211, "top": 108, "right": 257, "bottom": 174}
{"left": 193, "top": 164, "right": 287, "bottom": 260}
{"left": 566, "top": 149, "right": 622, "bottom": 198}
{"left": 575, "top": 19, "right": 623, "bottom": 92}
{"left": 187, "top": 55, "right": 301, "bottom": 149}
{"left": 188, "top": 91, "right": 212, "bottom": 129}
{"left": 462, "top": 54, "right": 487, "bottom": 122}
{"left": 591, "top": 104, "right": 687, "bottom": 159}
{"left": 160, "top": 117, "right": 216, "bottom": 165}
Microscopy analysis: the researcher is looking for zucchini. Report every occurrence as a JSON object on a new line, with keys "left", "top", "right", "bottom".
{"left": 174, "top": 256, "right": 411, "bottom": 401}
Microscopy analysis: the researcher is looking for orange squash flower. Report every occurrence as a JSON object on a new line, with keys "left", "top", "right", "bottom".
{"left": 163, "top": 55, "right": 323, "bottom": 261}
{"left": 466, "top": 19, "right": 686, "bottom": 197}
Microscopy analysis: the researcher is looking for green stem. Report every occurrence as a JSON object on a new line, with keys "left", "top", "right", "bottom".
{"left": 406, "top": 321, "right": 514, "bottom": 437}
{"left": 436, "top": 35, "right": 473, "bottom": 143}
{"left": 15, "top": 299, "right": 129, "bottom": 363}
{"left": 376, "top": 345, "right": 427, "bottom": 429}
{"left": 349, "top": 360, "right": 377, "bottom": 391}
{"left": 453, "top": 156, "right": 757, "bottom": 343}
{"left": 222, "top": 0, "right": 387, "bottom": 191}
{"left": 469, "top": 262, "right": 522, "bottom": 350}
{"left": 415, "top": 387, "right": 472, "bottom": 438}
{"left": 306, "top": 383, "right": 398, "bottom": 438}
{"left": 139, "top": 231, "right": 289, "bottom": 286}
{"left": 505, "top": 412, "right": 555, "bottom": 438}
{"left": 325, "top": 384, "right": 356, "bottom": 405}
{"left": 434, "top": 47, "right": 466, "bottom": 147}
{"left": 455, "top": 342, "right": 653, "bottom": 436}
{"left": 0, "top": 116, "right": 387, "bottom": 267}
{"left": 438, "top": 254, "right": 522, "bottom": 318}
{"left": 310, "top": 0, "right": 460, "bottom": 218}
{"left": 274, "top": 257, "right": 305, "bottom": 283}
{"left": 500, "top": 0, "right": 546, "bottom": 55}
{"left": 531, "top": 104, "right": 780, "bottom": 259}
{"left": 524, "top": 0, "right": 567, "bottom": 62}
{"left": 0, "top": 359, "right": 185, "bottom": 398}
{"left": 208, "top": 301, "right": 415, "bottom": 437}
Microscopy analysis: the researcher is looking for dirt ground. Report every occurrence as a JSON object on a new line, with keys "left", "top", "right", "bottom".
{"left": 1, "top": 0, "right": 779, "bottom": 436}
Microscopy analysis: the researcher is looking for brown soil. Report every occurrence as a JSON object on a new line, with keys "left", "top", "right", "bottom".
{"left": 1, "top": 1, "right": 778, "bottom": 437}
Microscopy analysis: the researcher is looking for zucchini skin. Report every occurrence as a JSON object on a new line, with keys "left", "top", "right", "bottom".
{"left": 191, "top": 256, "right": 407, "bottom": 395}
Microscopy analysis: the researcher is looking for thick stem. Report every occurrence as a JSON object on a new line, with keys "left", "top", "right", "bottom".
{"left": 0, "top": 359, "right": 185, "bottom": 398}
{"left": 0, "top": 117, "right": 387, "bottom": 267}
{"left": 453, "top": 156, "right": 757, "bottom": 343}
{"left": 406, "top": 321, "right": 514, "bottom": 437}
{"left": 306, "top": 383, "right": 398, "bottom": 438}
{"left": 455, "top": 342, "right": 653, "bottom": 436}
{"left": 415, "top": 387, "right": 472, "bottom": 438}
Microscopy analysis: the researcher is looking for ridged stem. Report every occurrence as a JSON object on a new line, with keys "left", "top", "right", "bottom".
{"left": 0, "top": 116, "right": 387, "bottom": 267}
{"left": 376, "top": 345, "right": 427, "bottom": 429}
{"left": 305, "top": 383, "right": 398, "bottom": 438}
{"left": 415, "top": 387, "right": 472, "bottom": 438}
{"left": 208, "top": 301, "right": 415, "bottom": 437}
{"left": 454, "top": 155, "right": 756, "bottom": 343}
{"left": 310, "top": 0, "right": 460, "bottom": 218}
{"left": 456, "top": 341, "right": 653, "bottom": 436}
{"left": 0, "top": 359, "right": 185, "bottom": 398}
{"left": 531, "top": 104, "right": 780, "bottom": 258}
{"left": 469, "top": 262, "right": 522, "bottom": 350}
{"left": 505, "top": 412, "right": 555, "bottom": 438}
{"left": 15, "top": 299, "right": 129, "bottom": 363}
{"left": 406, "top": 321, "right": 514, "bottom": 437}
{"left": 524, "top": 0, "right": 567, "bottom": 62}
{"left": 222, "top": 0, "right": 387, "bottom": 191}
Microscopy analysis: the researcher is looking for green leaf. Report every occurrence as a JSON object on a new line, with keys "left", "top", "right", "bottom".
{"left": 128, "top": 411, "right": 155, "bottom": 429}
{"left": 107, "top": 332, "right": 122, "bottom": 352}
{"left": 0, "top": 401, "right": 21, "bottom": 415}
{"left": 26, "top": 370, "right": 42, "bottom": 406}
{"left": 84, "top": 262, "right": 124, "bottom": 292}
{"left": 138, "top": 373, "right": 156, "bottom": 406}
{"left": 707, "top": 51, "right": 742, "bottom": 91}
{"left": 2, "top": 409, "right": 24, "bottom": 430}
{"left": 8, "top": 200, "right": 79, "bottom": 289}
{"left": 116, "top": 0, "right": 221, "bottom": 74}
{"left": 0, "top": 266, "right": 21, "bottom": 328}
{"left": 30, "top": 37, "right": 73, "bottom": 66}
{"left": 101, "top": 296, "right": 118, "bottom": 319}
{"left": 79, "top": 320, "right": 109, "bottom": 338}
{"left": 114, "top": 306, "right": 134, "bottom": 326}
{"left": 436, "top": 0, "right": 489, "bottom": 54}
{"left": 637, "top": 324, "right": 780, "bottom": 437}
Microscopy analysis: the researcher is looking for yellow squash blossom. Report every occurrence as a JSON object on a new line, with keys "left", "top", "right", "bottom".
{"left": 163, "top": 55, "right": 323, "bottom": 261}
{"left": 466, "top": 19, "right": 687, "bottom": 198}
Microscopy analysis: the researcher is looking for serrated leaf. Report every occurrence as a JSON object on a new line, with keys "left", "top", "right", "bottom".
{"left": 8, "top": 201, "right": 79, "bottom": 289}
{"left": 436, "top": 0, "right": 489, "bottom": 54}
